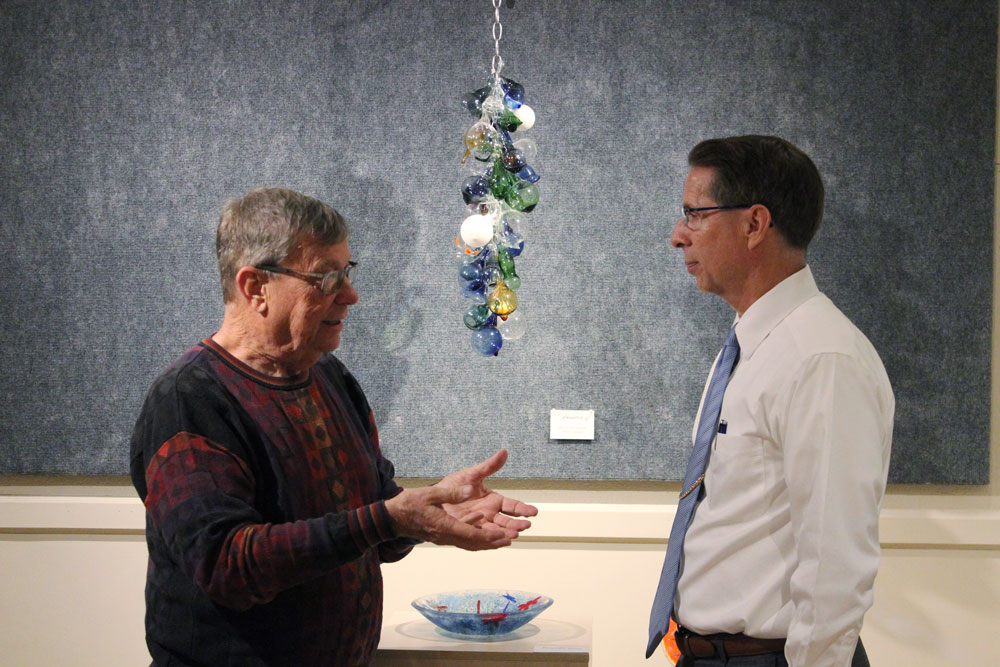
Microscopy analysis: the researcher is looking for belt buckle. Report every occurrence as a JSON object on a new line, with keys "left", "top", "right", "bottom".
{"left": 674, "top": 625, "right": 713, "bottom": 659}
{"left": 673, "top": 625, "right": 689, "bottom": 655}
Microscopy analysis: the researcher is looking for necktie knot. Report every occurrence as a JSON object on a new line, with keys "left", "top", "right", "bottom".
{"left": 723, "top": 324, "right": 739, "bottom": 350}
{"left": 719, "top": 325, "right": 740, "bottom": 372}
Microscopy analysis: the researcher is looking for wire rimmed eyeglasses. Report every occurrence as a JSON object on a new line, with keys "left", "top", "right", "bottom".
{"left": 255, "top": 261, "right": 357, "bottom": 295}
{"left": 681, "top": 204, "right": 752, "bottom": 230}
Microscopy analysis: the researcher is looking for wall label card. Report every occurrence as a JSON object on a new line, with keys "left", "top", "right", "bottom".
{"left": 550, "top": 409, "right": 595, "bottom": 440}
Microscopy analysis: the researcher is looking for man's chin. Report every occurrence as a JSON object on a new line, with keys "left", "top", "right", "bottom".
{"left": 322, "top": 332, "right": 341, "bottom": 352}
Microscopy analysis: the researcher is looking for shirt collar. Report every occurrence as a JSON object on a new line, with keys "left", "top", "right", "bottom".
{"left": 733, "top": 265, "right": 819, "bottom": 362}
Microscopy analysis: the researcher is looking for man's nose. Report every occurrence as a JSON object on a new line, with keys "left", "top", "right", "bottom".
{"left": 669, "top": 218, "right": 688, "bottom": 248}
{"left": 337, "top": 278, "right": 359, "bottom": 305}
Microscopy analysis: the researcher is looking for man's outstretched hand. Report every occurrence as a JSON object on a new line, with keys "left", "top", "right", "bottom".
{"left": 438, "top": 449, "right": 537, "bottom": 533}
{"left": 384, "top": 449, "right": 538, "bottom": 551}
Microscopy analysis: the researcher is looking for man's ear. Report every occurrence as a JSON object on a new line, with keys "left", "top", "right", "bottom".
{"left": 745, "top": 204, "right": 773, "bottom": 251}
{"left": 235, "top": 266, "right": 269, "bottom": 314}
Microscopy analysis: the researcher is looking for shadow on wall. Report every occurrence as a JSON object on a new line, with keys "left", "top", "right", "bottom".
{"left": 327, "top": 168, "right": 419, "bottom": 430}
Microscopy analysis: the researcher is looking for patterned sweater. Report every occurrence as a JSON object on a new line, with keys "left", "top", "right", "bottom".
{"left": 130, "top": 338, "right": 417, "bottom": 666}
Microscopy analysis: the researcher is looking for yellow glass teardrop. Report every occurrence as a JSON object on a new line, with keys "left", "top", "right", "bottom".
{"left": 488, "top": 282, "right": 518, "bottom": 315}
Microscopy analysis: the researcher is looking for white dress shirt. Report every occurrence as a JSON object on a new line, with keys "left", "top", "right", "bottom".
{"left": 675, "top": 266, "right": 894, "bottom": 667}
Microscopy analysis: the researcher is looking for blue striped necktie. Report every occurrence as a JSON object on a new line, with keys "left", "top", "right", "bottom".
{"left": 646, "top": 325, "right": 740, "bottom": 658}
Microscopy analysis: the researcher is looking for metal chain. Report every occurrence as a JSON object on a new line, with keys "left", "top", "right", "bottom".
{"left": 490, "top": 0, "right": 504, "bottom": 85}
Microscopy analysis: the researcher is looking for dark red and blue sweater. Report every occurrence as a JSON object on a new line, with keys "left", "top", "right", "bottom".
{"left": 130, "top": 338, "right": 416, "bottom": 666}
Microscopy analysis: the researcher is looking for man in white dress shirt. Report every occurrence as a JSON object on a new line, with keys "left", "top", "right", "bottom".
{"left": 662, "top": 135, "right": 894, "bottom": 666}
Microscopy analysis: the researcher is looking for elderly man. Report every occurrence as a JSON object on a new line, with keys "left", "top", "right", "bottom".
{"left": 130, "top": 187, "right": 537, "bottom": 666}
{"left": 647, "top": 136, "right": 894, "bottom": 666}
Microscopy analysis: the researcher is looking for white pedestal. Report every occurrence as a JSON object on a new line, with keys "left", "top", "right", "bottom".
{"left": 375, "top": 611, "right": 592, "bottom": 666}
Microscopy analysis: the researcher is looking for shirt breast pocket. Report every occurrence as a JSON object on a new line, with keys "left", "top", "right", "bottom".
{"left": 706, "top": 433, "right": 767, "bottom": 516}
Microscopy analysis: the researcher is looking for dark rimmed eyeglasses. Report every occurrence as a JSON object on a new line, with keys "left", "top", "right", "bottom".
{"left": 681, "top": 204, "right": 752, "bottom": 230}
{"left": 255, "top": 261, "right": 357, "bottom": 295}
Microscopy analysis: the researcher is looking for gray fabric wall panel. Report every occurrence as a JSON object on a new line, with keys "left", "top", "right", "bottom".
{"left": 1, "top": 1, "right": 993, "bottom": 482}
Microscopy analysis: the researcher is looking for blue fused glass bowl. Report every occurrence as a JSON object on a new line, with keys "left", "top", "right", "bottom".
{"left": 411, "top": 589, "right": 553, "bottom": 636}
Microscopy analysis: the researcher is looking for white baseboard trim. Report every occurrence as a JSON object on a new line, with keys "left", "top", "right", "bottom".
{"left": 2, "top": 496, "right": 998, "bottom": 548}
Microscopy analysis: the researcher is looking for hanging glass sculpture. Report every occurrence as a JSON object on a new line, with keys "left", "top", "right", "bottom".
{"left": 456, "top": 0, "right": 538, "bottom": 357}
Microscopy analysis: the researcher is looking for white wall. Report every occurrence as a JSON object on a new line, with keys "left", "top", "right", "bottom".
{"left": 1, "top": 489, "right": 999, "bottom": 666}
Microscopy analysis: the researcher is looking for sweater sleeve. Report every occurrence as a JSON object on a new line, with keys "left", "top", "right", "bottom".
{"left": 365, "top": 409, "right": 422, "bottom": 563}
{"left": 338, "top": 364, "right": 422, "bottom": 562}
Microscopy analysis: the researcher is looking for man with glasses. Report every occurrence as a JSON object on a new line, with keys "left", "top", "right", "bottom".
{"left": 648, "top": 137, "right": 894, "bottom": 666}
{"left": 130, "top": 187, "right": 537, "bottom": 666}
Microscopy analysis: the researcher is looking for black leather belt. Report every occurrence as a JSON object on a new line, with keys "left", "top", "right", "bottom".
{"left": 675, "top": 625, "right": 786, "bottom": 658}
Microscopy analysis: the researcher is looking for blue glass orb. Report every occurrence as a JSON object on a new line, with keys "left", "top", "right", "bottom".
{"left": 471, "top": 327, "right": 503, "bottom": 356}
{"left": 501, "top": 78, "right": 525, "bottom": 109}
{"left": 459, "top": 262, "right": 484, "bottom": 289}
{"left": 461, "top": 281, "right": 487, "bottom": 303}
{"left": 461, "top": 175, "right": 490, "bottom": 204}
{"left": 504, "top": 232, "right": 524, "bottom": 257}
{"left": 474, "top": 244, "right": 492, "bottom": 262}
{"left": 516, "top": 164, "right": 540, "bottom": 183}
{"left": 462, "top": 87, "right": 490, "bottom": 116}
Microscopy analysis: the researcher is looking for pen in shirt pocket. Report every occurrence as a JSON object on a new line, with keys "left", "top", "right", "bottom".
{"left": 718, "top": 419, "right": 727, "bottom": 434}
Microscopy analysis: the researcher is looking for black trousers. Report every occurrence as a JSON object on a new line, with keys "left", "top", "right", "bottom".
{"left": 675, "top": 637, "right": 869, "bottom": 666}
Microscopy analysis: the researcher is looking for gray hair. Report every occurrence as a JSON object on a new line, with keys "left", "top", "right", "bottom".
{"left": 216, "top": 187, "right": 349, "bottom": 302}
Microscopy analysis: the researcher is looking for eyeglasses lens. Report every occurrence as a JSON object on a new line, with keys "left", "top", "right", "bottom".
{"left": 321, "top": 264, "right": 353, "bottom": 295}
{"left": 682, "top": 208, "right": 698, "bottom": 229}
{"left": 321, "top": 272, "right": 341, "bottom": 294}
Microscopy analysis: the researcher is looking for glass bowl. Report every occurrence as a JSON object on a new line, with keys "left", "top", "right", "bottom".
{"left": 411, "top": 589, "right": 553, "bottom": 636}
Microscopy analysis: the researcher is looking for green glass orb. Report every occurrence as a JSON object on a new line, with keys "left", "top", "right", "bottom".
{"left": 463, "top": 304, "right": 492, "bottom": 330}
{"left": 505, "top": 180, "right": 540, "bottom": 212}
{"left": 489, "top": 161, "right": 516, "bottom": 199}
{"left": 497, "top": 109, "right": 522, "bottom": 132}
{"left": 498, "top": 246, "right": 516, "bottom": 277}
{"left": 516, "top": 182, "right": 539, "bottom": 209}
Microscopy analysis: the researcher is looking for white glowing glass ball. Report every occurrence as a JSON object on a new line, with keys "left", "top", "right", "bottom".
{"left": 513, "top": 104, "right": 535, "bottom": 131}
{"left": 497, "top": 309, "right": 526, "bottom": 340}
{"left": 501, "top": 210, "right": 526, "bottom": 236}
{"left": 460, "top": 214, "right": 495, "bottom": 248}
{"left": 513, "top": 137, "right": 537, "bottom": 162}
